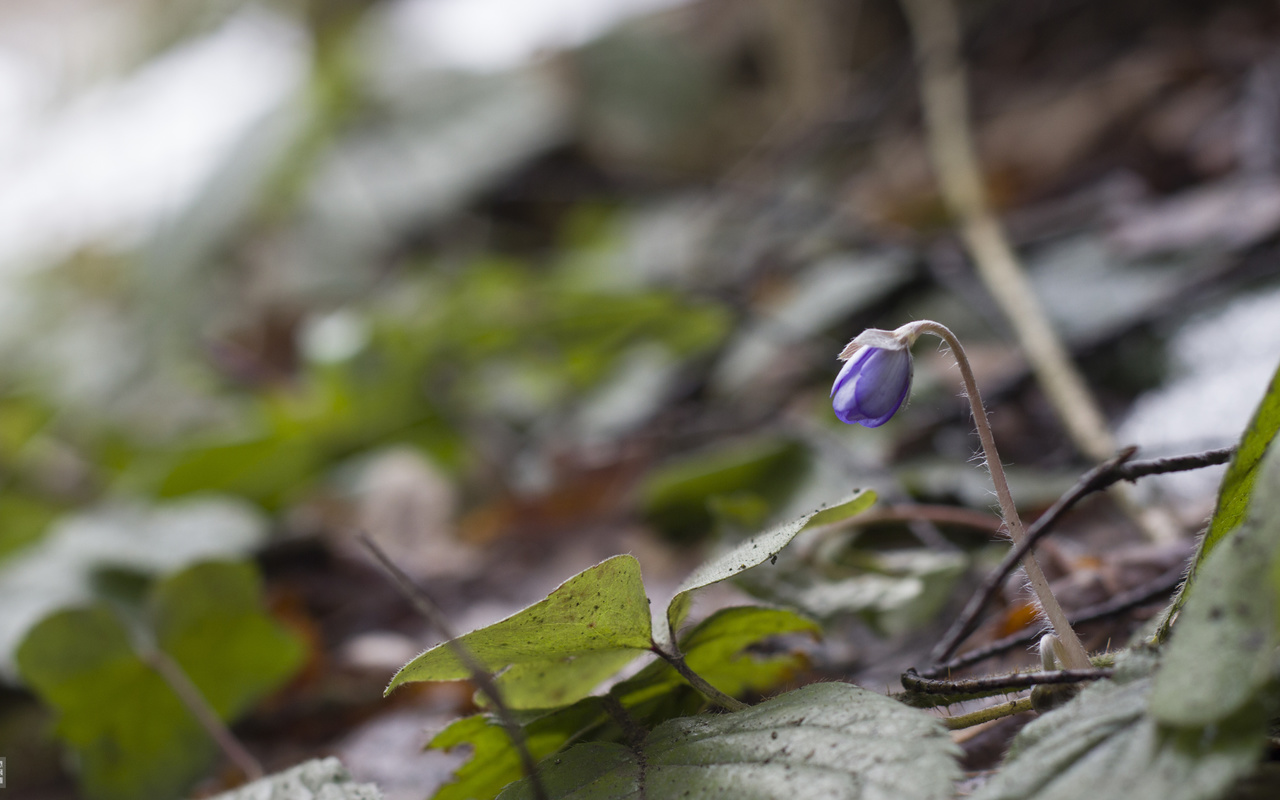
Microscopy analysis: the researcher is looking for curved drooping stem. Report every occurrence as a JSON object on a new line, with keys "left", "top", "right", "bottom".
{"left": 906, "top": 320, "right": 1092, "bottom": 670}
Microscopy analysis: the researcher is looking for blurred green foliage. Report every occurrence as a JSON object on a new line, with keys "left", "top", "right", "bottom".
{"left": 639, "top": 438, "right": 810, "bottom": 542}
{"left": 109, "top": 260, "right": 730, "bottom": 510}
{"left": 16, "top": 561, "right": 304, "bottom": 800}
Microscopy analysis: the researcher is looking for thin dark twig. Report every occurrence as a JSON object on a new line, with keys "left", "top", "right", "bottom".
{"left": 929, "top": 445, "right": 1233, "bottom": 664}
{"left": 1068, "top": 565, "right": 1187, "bottom": 627}
{"left": 357, "top": 532, "right": 549, "bottom": 800}
{"left": 1107, "top": 447, "right": 1235, "bottom": 484}
{"left": 902, "top": 667, "right": 1114, "bottom": 695}
{"left": 142, "top": 648, "right": 264, "bottom": 780}
{"left": 930, "top": 448, "right": 1138, "bottom": 664}
{"left": 919, "top": 564, "right": 1185, "bottom": 678}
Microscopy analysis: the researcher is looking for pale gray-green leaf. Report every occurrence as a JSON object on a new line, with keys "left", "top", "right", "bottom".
{"left": 742, "top": 548, "right": 965, "bottom": 636}
{"left": 0, "top": 497, "right": 266, "bottom": 679}
{"left": 207, "top": 757, "right": 383, "bottom": 800}
{"left": 498, "top": 681, "right": 959, "bottom": 800}
{"left": 662, "top": 490, "right": 875, "bottom": 645}
{"left": 975, "top": 672, "right": 1264, "bottom": 800}
{"left": 1151, "top": 440, "right": 1280, "bottom": 726}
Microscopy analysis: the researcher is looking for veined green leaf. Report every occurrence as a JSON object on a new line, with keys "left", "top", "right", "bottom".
{"left": 206, "top": 757, "right": 382, "bottom": 800}
{"left": 1156, "top": 359, "right": 1280, "bottom": 638}
{"left": 386, "top": 555, "right": 653, "bottom": 707}
{"left": 661, "top": 490, "right": 875, "bottom": 647}
{"left": 1151, "top": 440, "right": 1280, "bottom": 726}
{"left": 497, "top": 682, "right": 959, "bottom": 800}
{"left": 975, "top": 665, "right": 1264, "bottom": 800}
{"left": 429, "top": 606, "right": 820, "bottom": 800}
{"left": 430, "top": 701, "right": 610, "bottom": 800}
{"left": 622, "top": 606, "right": 820, "bottom": 705}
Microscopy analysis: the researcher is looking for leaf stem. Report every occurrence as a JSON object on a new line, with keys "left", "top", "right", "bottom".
{"left": 653, "top": 642, "right": 749, "bottom": 711}
{"left": 908, "top": 320, "right": 1091, "bottom": 670}
{"left": 941, "top": 697, "right": 1034, "bottom": 730}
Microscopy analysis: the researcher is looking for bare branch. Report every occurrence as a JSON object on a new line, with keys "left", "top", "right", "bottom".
{"left": 142, "top": 647, "right": 264, "bottom": 781}
{"left": 929, "top": 445, "right": 1233, "bottom": 665}
{"left": 919, "top": 563, "right": 1184, "bottom": 678}
{"left": 903, "top": 667, "right": 1114, "bottom": 695}
{"left": 357, "top": 531, "right": 548, "bottom": 800}
{"left": 652, "top": 642, "right": 748, "bottom": 712}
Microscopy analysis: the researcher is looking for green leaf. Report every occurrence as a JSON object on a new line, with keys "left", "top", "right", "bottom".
{"left": 17, "top": 606, "right": 213, "bottom": 800}
{"left": 0, "top": 492, "right": 61, "bottom": 563}
{"left": 638, "top": 438, "right": 810, "bottom": 542}
{"left": 497, "top": 682, "right": 960, "bottom": 800}
{"left": 494, "top": 650, "right": 649, "bottom": 710}
{"left": 1196, "top": 360, "right": 1280, "bottom": 563}
{"left": 974, "top": 669, "right": 1265, "bottom": 800}
{"left": 206, "top": 757, "right": 383, "bottom": 800}
{"left": 741, "top": 548, "right": 966, "bottom": 636}
{"left": 151, "top": 561, "right": 307, "bottom": 719}
{"left": 622, "top": 606, "right": 820, "bottom": 705}
{"left": 149, "top": 435, "right": 320, "bottom": 510}
{"left": 1156, "top": 360, "right": 1280, "bottom": 640}
{"left": 1150, "top": 440, "right": 1280, "bottom": 726}
{"left": 430, "top": 701, "right": 610, "bottom": 800}
{"left": 0, "top": 497, "right": 268, "bottom": 678}
{"left": 429, "top": 607, "right": 820, "bottom": 800}
{"left": 15, "top": 560, "right": 304, "bottom": 800}
{"left": 661, "top": 490, "right": 875, "bottom": 646}
{"left": 387, "top": 556, "right": 653, "bottom": 707}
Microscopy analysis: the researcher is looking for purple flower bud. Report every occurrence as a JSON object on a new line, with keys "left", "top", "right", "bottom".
{"left": 831, "top": 345, "right": 913, "bottom": 427}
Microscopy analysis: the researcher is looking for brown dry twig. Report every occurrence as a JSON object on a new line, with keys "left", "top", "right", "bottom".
{"left": 920, "top": 563, "right": 1186, "bottom": 679}
{"left": 929, "top": 445, "right": 1235, "bottom": 666}
{"left": 834, "top": 503, "right": 1005, "bottom": 535}
{"left": 902, "top": 666, "right": 1114, "bottom": 695}
{"left": 358, "top": 531, "right": 549, "bottom": 800}
{"left": 897, "top": 0, "right": 1116, "bottom": 463}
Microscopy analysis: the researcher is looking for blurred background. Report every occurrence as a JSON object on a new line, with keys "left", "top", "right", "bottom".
{"left": 2, "top": 0, "right": 1280, "bottom": 797}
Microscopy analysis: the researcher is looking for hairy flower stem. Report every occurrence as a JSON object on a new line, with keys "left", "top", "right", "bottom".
{"left": 907, "top": 320, "right": 1091, "bottom": 670}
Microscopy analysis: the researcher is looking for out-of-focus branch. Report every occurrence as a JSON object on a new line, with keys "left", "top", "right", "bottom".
{"left": 142, "top": 648, "right": 263, "bottom": 781}
{"left": 897, "top": 0, "right": 1181, "bottom": 544}
{"left": 358, "top": 532, "right": 548, "bottom": 800}
{"left": 760, "top": 0, "right": 846, "bottom": 127}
